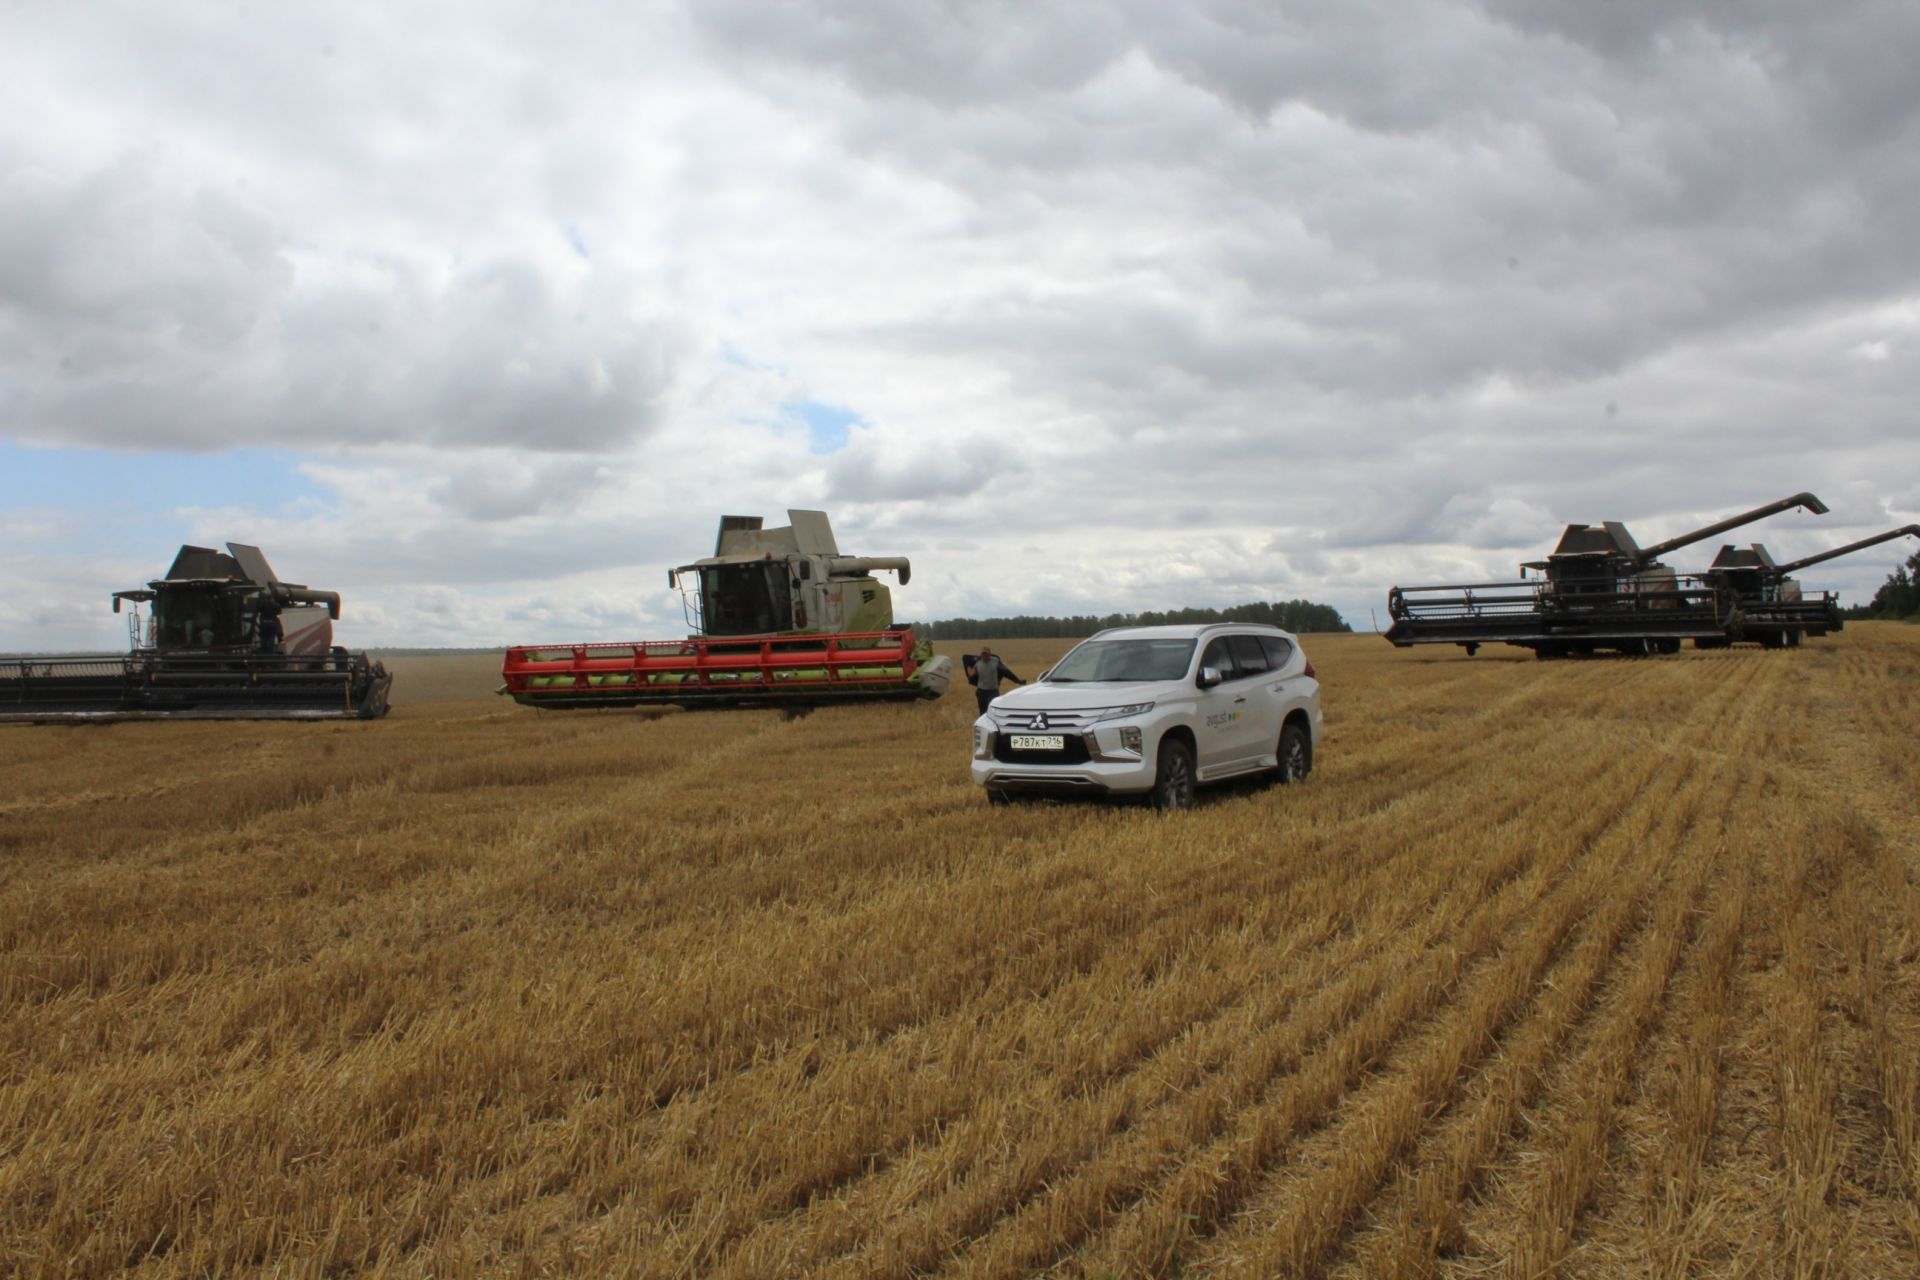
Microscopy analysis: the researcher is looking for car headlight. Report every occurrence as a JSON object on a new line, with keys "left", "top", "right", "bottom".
{"left": 1090, "top": 702, "right": 1154, "bottom": 723}
{"left": 1118, "top": 725, "right": 1142, "bottom": 753}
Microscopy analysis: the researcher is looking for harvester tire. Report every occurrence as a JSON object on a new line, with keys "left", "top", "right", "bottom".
{"left": 1150, "top": 739, "right": 1196, "bottom": 811}
{"left": 1274, "top": 723, "right": 1312, "bottom": 785}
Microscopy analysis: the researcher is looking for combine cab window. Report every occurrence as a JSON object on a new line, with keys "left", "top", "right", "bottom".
{"left": 151, "top": 586, "right": 251, "bottom": 650}
{"left": 699, "top": 563, "right": 794, "bottom": 636}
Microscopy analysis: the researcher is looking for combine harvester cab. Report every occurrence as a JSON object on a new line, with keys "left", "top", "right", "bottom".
{"left": 1703, "top": 524, "right": 1920, "bottom": 648}
{"left": 0, "top": 543, "right": 393, "bottom": 721}
{"left": 501, "top": 510, "right": 954, "bottom": 712}
{"left": 1384, "top": 492, "right": 1830, "bottom": 657}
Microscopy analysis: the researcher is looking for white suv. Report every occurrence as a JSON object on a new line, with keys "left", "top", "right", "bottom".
{"left": 970, "top": 623, "right": 1324, "bottom": 809}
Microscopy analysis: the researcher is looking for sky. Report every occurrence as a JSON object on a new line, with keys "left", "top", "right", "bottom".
{"left": 3, "top": 0, "right": 1918, "bottom": 650}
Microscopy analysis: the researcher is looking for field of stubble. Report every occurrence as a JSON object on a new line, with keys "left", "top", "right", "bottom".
{"left": 3, "top": 628, "right": 1918, "bottom": 1278}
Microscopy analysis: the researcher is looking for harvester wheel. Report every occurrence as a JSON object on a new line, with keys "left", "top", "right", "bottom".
{"left": 1787, "top": 629, "right": 1803, "bottom": 648}
{"left": 1658, "top": 638, "right": 1683, "bottom": 655}
{"left": 1275, "top": 724, "right": 1312, "bottom": 785}
{"left": 1150, "top": 739, "right": 1196, "bottom": 811}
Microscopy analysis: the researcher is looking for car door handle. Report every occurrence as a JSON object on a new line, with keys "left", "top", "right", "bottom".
{"left": 1234, "top": 696, "right": 1247, "bottom": 704}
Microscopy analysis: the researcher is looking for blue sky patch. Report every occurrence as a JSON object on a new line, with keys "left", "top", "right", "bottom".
{"left": 1, "top": 444, "right": 332, "bottom": 555}
{"left": 786, "top": 400, "right": 861, "bottom": 454}
{"left": 1, "top": 443, "right": 328, "bottom": 509}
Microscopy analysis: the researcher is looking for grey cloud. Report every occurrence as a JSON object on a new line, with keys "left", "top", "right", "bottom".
{"left": 689, "top": 1, "right": 1131, "bottom": 108}
{"left": 434, "top": 457, "right": 613, "bottom": 523}
{"left": 0, "top": 153, "right": 679, "bottom": 453}
{"left": 702, "top": 0, "right": 1920, "bottom": 404}
{"left": 825, "top": 436, "right": 1011, "bottom": 503}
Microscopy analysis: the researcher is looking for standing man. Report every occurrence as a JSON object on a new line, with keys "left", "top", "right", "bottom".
{"left": 967, "top": 645, "right": 1025, "bottom": 715}
{"left": 256, "top": 594, "right": 285, "bottom": 653}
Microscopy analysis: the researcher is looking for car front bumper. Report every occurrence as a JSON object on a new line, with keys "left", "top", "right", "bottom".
{"left": 970, "top": 722, "right": 1156, "bottom": 796}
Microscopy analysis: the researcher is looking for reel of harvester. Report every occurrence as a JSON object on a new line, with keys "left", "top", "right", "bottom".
{"left": 0, "top": 543, "right": 392, "bottom": 721}
{"left": 501, "top": 510, "right": 954, "bottom": 712}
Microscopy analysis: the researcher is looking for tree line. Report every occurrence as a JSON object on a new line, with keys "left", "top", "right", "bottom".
{"left": 1841, "top": 545, "right": 1920, "bottom": 620}
{"left": 905, "top": 599, "right": 1352, "bottom": 640}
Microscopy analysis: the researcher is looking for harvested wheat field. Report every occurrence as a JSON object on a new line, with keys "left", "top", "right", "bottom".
{"left": 3, "top": 626, "right": 1918, "bottom": 1278}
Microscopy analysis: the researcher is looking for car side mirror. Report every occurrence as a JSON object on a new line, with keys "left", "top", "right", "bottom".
{"left": 1197, "top": 666, "right": 1224, "bottom": 689}
{"left": 1037, "top": 668, "right": 1051, "bottom": 681}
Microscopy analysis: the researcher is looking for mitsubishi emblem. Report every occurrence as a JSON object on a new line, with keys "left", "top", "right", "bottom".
{"left": 1032, "top": 712, "right": 1050, "bottom": 731}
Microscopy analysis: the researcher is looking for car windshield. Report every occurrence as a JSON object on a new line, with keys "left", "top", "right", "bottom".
{"left": 1045, "top": 638, "right": 1196, "bottom": 683}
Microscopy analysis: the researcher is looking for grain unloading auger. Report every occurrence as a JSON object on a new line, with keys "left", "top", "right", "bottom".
{"left": 1700, "top": 524, "right": 1920, "bottom": 648}
{"left": 500, "top": 510, "right": 954, "bottom": 711}
{"left": 0, "top": 544, "right": 392, "bottom": 721}
{"left": 1384, "top": 492, "right": 1830, "bottom": 657}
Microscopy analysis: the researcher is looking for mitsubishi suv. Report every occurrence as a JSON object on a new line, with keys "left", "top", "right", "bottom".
{"left": 970, "top": 623, "right": 1324, "bottom": 809}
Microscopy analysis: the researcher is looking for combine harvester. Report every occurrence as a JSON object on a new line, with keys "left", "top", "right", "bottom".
{"left": 0, "top": 543, "right": 392, "bottom": 720}
{"left": 1384, "top": 492, "right": 1832, "bottom": 658}
{"left": 501, "top": 510, "right": 954, "bottom": 712}
{"left": 1699, "top": 524, "right": 1920, "bottom": 648}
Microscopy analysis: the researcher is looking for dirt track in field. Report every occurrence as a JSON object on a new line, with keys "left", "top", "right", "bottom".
{"left": 2, "top": 627, "right": 1917, "bottom": 1277}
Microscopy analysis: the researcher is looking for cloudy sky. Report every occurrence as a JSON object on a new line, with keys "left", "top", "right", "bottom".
{"left": 4, "top": 1, "right": 1918, "bottom": 650}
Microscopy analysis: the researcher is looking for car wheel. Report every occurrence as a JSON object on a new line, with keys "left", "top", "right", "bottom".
{"left": 1150, "top": 739, "right": 1195, "bottom": 811}
{"left": 1275, "top": 723, "right": 1312, "bottom": 784}
{"left": 986, "top": 789, "right": 1013, "bottom": 807}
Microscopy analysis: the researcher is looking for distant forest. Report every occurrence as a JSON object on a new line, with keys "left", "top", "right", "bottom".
{"left": 906, "top": 599, "right": 1352, "bottom": 640}
{"left": 1840, "top": 545, "right": 1920, "bottom": 620}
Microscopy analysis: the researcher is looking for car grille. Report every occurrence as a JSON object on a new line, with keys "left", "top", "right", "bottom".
{"left": 991, "top": 707, "right": 1104, "bottom": 733}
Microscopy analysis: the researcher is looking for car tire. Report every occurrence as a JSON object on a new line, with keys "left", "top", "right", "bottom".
{"left": 1274, "top": 723, "right": 1312, "bottom": 785}
{"left": 986, "top": 789, "right": 1013, "bottom": 807}
{"left": 1150, "top": 738, "right": 1196, "bottom": 811}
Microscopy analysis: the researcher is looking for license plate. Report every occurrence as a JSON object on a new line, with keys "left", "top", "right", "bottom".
{"left": 1010, "top": 734, "right": 1065, "bottom": 751}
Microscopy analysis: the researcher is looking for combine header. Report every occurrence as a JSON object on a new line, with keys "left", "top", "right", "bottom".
{"left": 0, "top": 544, "right": 392, "bottom": 720}
{"left": 1384, "top": 492, "right": 1831, "bottom": 657}
{"left": 501, "top": 510, "right": 954, "bottom": 711}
